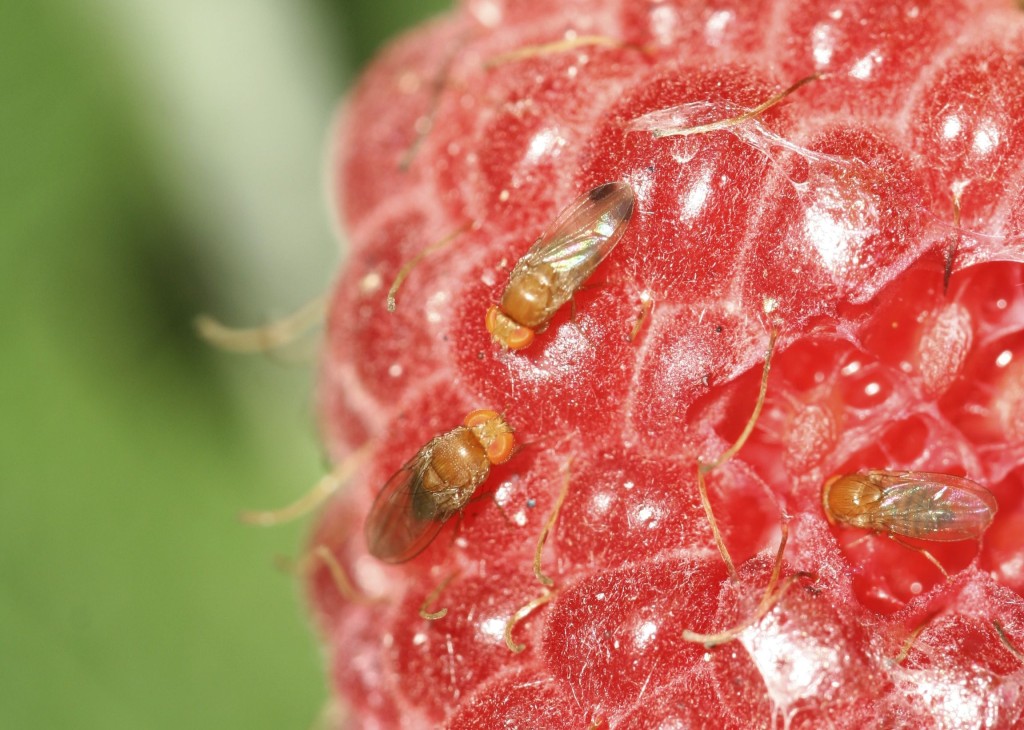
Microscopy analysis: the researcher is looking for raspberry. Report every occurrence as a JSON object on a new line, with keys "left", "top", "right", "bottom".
{"left": 312, "top": 0, "right": 1024, "bottom": 726}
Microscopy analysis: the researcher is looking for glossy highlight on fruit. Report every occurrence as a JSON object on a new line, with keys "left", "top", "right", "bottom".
{"left": 312, "top": 0, "right": 1024, "bottom": 727}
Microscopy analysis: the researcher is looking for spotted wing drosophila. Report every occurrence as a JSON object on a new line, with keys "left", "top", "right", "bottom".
{"left": 822, "top": 470, "right": 998, "bottom": 541}
{"left": 485, "top": 181, "right": 636, "bottom": 350}
{"left": 365, "top": 410, "right": 515, "bottom": 563}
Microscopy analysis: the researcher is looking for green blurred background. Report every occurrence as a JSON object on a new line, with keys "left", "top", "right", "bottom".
{"left": 1, "top": 1, "right": 445, "bottom": 727}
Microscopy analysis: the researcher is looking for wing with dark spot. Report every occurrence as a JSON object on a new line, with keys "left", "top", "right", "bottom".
{"left": 516, "top": 181, "right": 635, "bottom": 305}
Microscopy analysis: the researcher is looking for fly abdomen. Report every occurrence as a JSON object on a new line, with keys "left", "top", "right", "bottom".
{"left": 876, "top": 485, "right": 956, "bottom": 538}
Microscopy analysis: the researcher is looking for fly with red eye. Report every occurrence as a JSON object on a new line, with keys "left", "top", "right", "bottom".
{"left": 485, "top": 181, "right": 636, "bottom": 350}
{"left": 365, "top": 410, "right": 515, "bottom": 563}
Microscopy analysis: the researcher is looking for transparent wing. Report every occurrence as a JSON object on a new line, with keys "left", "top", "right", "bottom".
{"left": 517, "top": 181, "right": 635, "bottom": 293}
{"left": 627, "top": 99, "right": 749, "bottom": 136}
{"left": 870, "top": 471, "right": 998, "bottom": 542}
{"left": 364, "top": 454, "right": 450, "bottom": 564}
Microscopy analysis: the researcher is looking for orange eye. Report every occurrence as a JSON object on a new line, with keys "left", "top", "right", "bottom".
{"left": 484, "top": 306, "right": 501, "bottom": 336}
{"left": 504, "top": 324, "right": 535, "bottom": 350}
{"left": 485, "top": 430, "right": 515, "bottom": 464}
{"left": 485, "top": 305, "right": 535, "bottom": 349}
{"left": 463, "top": 410, "right": 516, "bottom": 464}
{"left": 464, "top": 409, "right": 500, "bottom": 428}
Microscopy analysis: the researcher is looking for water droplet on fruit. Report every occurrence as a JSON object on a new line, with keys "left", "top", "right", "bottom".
{"left": 996, "top": 350, "right": 1013, "bottom": 368}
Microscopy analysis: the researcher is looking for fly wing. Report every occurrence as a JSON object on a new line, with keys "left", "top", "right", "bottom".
{"left": 517, "top": 181, "right": 635, "bottom": 299}
{"left": 871, "top": 471, "right": 998, "bottom": 542}
{"left": 364, "top": 454, "right": 450, "bottom": 563}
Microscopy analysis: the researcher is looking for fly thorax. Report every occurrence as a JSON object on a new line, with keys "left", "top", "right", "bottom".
{"left": 434, "top": 485, "right": 478, "bottom": 513}
{"left": 422, "top": 427, "right": 490, "bottom": 504}
{"left": 501, "top": 265, "right": 556, "bottom": 329}
{"left": 825, "top": 474, "right": 883, "bottom": 526}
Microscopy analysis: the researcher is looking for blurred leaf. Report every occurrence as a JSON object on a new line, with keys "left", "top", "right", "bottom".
{"left": 337, "top": 0, "right": 452, "bottom": 66}
{"left": 0, "top": 1, "right": 380, "bottom": 727}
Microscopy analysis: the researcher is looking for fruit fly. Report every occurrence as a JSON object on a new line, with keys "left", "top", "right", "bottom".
{"left": 365, "top": 410, "right": 515, "bottom": 563}
{"left": 822, "top": 470, "right": 998, "bottom": 542}
{"left": 485, "top": 181, "right": 635, "bottom": 349}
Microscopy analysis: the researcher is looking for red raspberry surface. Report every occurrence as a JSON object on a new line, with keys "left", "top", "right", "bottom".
{"left": 313, "top": 0, "right": 1024, "bottom": 727}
